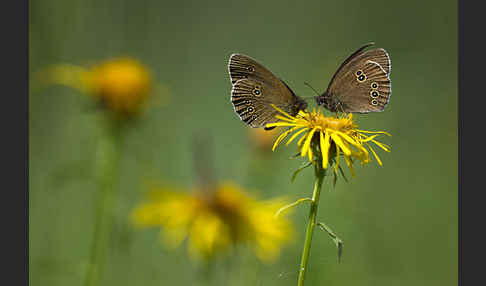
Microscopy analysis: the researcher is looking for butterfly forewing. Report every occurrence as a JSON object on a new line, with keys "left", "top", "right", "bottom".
{"left": 229, "top": 54, "right": 277, "bottom": 85}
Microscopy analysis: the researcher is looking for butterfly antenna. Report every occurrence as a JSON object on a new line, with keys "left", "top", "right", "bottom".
{"left": 303, "top": 82, "right": 321, "bottom": 97}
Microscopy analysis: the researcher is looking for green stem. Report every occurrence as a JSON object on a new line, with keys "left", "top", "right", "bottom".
{"left": 297, "top": 161, "right": 325, "bottom": 286}
{"left": 84, "top": 119, "right": 122, "bottom": 286}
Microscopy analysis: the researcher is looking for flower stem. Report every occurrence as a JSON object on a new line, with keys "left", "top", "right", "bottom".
{"left": 84, "top": 119, "right": 122, "bottom": 286}
{"left": 297, "top": 161, "right": 325, "bottom": 286}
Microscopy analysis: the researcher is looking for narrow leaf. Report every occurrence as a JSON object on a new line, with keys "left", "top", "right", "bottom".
{"left": 317, "top": 222, "right": 344, "bottom": 263}
{"left": 274, "top": 197, "right": 313, "bottom": 217}
{"left": 291, "top": 161, "right": 313, "bottom": 182}
{"left": 337, "top": 164, "right": 348, "bottom": 183}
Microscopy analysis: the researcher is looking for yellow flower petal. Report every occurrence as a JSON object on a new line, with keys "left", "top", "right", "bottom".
{"left": 335, "top": 130, "right": 361, "bottom": 148}
{"left": 330, "top": 133, "right": 351, "bottom": 156}
{"left": 275, "top": 115, "right": 296, "bottom": 122}
{"left": 270, "top": 104, "right": 295, "bottom": 120}
{"left": 297, "top": 110, "right": 308, "bottom": 117}
{"left": 320, "top": 130, "right": 331, "bottom": 169}
{"left": 366, "top": 142, "right": 383, "bottom": 166}
{"left": 266, "top": 122, "right": 302, "bottom": 128}
{"left": 286, "top": 127, "right": 308, "bottom": 146}
{"left": 356, "top": 130, "right": 392, "bottom": 136}
{"left": 302, "top": 127, "right": 317, "bottom": 158}
{"left": 371, "top": 139, "right": 391, "bottom": 152}
{"left": 359, "top": 134, "right": 379, "bottom": 143}
{"left": 272, "top": 126, "right": 300, "bottom": 151}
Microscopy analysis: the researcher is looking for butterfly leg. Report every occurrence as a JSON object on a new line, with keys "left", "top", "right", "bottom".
{"left": 337, "top": 102, "right": 346, "bottom": 116}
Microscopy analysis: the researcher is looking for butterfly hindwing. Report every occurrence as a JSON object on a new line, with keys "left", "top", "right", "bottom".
{"left": 231, "top": 78, "right": 281, "bottom": 128}
{"left": 334, "top": 60, "right": 391, "bottom": 113}
{"left": 327, "top": 42, "right": 375, "bottom": 87}
{"left": 324, "top": 43, "right": 392, "bottom": 113}
{"left": 358, "top": 48, "right": 391, "bottom": 75}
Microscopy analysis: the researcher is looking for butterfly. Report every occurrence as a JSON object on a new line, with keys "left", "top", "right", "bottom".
{"left": 228, "top": 43, "right": 391, "bottom": 129}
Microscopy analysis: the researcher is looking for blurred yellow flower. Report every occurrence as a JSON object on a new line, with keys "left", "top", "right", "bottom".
{"left": 131, "top": 182, "right": 293, "bottom": 262}
{"left": 267, "top": 106, "right": 391, "bottom": 175}
{"left": 247, "top": 127, "right": 280, "bottom": 152}
{"left": 37, "top": 57, "right": 153, "bottom": 116}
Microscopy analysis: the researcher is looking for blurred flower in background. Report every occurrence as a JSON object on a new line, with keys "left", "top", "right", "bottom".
{"left": 247, "top": 127, "right": 281, "bottom": 153}
{"left": 267, "top": 106, "right": 391, "bottom": 175}
{"left": 35, "top": 57, "right": 171, "bottom": 286}
{"left": 36, "top": 57, "right": 168, "bottom": 117}
{"left": 131, "top": 181, "right": 294, "bottom": 262}
{"left": 87, "top": 58, "right": 152, "bottom": 115}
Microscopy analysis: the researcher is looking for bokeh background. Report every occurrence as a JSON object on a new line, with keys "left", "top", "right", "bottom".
{"left": 29, "top": 0, "right": 457, "bottom": 285}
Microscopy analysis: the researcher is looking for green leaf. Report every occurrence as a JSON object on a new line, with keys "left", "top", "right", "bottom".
{"left": 291, "top": 161, "right": 312, "bottom": 182}
{"left": 289, "top": 151, "right": 302, "bottom": 159}
{"left": 332, "top": 170, "right": 338, "bottom": 191}
{"left": 317, "top": 222, "right": 344, "bottom": 263}
{"left": 274, "top": 197, "right": 313, "bottom": 217}
{"left": 338, "top": 164, "right": 348, "bottom": 183}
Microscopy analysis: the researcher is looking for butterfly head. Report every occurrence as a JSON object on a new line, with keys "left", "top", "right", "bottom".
{"left": 314, "top": 91, "right": 335, "bottom": 110}
{"left": 315, "top": 91, "right": 342, "bottom": 113}
{"left": 304, "top": 82, "right": 339, "bottom": 112}
{"left": 291, "top": 96, "right": 308, "bottom": 115}
{"left": 314, "top": 91, "right": 327, "bottom": 106}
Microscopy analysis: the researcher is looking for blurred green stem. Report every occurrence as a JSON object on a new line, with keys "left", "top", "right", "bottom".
{"left": 297, "top": 160, "right": 325, "bottom": 286}
{"left": 84, "top": 119, "right": 122, "bottom": 286}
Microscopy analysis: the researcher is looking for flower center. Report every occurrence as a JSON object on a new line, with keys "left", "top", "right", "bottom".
{"left": 307, "top": 112, "right": 355, "bottom": 132}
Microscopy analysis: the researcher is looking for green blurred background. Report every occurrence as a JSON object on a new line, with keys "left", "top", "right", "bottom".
{"left": 29, "top": 0, "right": 457, "bottom": 285}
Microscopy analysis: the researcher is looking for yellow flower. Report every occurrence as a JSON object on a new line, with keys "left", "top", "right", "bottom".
{"left": 87, "top": 58, "right": 152, "bottom": 115}
{"left": 36, "top": 57, "right": 153, "bottom": 116}
{"left": 247, "top": 127, "right": 281, "bottom": 152}
{"left": 131, "top": 182, "right": 294, "bottom": 262}
{"left": 266, "top": 106, "right": 391, "bottom": 175}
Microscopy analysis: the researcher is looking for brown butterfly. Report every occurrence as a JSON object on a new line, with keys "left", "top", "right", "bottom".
{"left": 228, "top": 54, "right": 307, "bottom": 130}
{"left": 315, "top": 42, "right": 392, "bottom": 113}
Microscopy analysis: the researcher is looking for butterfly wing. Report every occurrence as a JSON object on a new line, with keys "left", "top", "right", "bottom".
{"left": 329, "top": 60, "right": 391, "bottom": 113}
{"left": 231, "top": 78, "right": 281, "bottom": 127}
{"left": 228, "top": 54, "right": 279, "bottom": 85}
{"left": 326, "top": 44, "right": 392, "bottom": 113}
{"left": 360, "top": 48, "right": 391, "bottom": 75}
{"left": 228, "top": 54, "right": 306, "bottom": 127}
{"left": 326, "top": 42, "right": 375, "bottom": 88}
